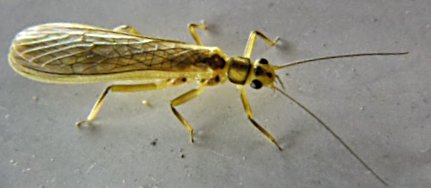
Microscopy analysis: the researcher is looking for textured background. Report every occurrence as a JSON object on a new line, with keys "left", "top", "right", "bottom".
{"left": 0, "top": 0, "right": 430, "bottom": 187}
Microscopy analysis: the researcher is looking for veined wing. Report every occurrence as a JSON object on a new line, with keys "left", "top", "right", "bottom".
{"left": 9, "top": 23, "right": 220, "bottom": 78}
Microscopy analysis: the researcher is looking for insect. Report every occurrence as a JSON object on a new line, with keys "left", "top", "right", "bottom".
{"left": 9, "top": 21, "right": 407, "bottom": 186}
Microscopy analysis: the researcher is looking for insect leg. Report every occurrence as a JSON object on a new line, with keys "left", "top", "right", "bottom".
{"left": 239, "top": 87, "right": 283, "bottom": 150}
{"left": 243, "top": 31, "right": 280, "bottom": 58}
{"left": 170, "top": 86, "right": 206, "bottom": 143}
{"left": 188, "top": 21, "right": 207, "bottom": 45}
{"left": 76, "top": 81, "right": 169, "bottom": 127}
{"left": 113, "top": 25, "right": 143, "bottom": 36}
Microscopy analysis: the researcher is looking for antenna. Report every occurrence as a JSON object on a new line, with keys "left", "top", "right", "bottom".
{"left": 274, "top": 52, "right": 408, "bottom": 70}
{"left": 273, "top": 87, "right": 389, "bottom": 186}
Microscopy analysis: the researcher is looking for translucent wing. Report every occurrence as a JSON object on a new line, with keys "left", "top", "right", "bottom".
{"left": 9, "top": 23, "right": 218, "bottom": 77}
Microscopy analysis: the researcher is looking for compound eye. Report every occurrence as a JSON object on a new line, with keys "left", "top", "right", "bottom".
{"left": 250, "top": 79, "right": 263, "bottom": 89}
{"left": 259, "top": 58, "right": 268, "bottom": 64}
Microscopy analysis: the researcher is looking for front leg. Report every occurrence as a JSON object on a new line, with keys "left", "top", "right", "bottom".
{"left": 243, "top": 31, "right": 280, "bottom": 58}
{"left": 239, "top": 87, "right": 282, "bottom": 150}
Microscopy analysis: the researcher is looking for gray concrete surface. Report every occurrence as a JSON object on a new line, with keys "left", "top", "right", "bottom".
{"left": 0, "top": 0, "right": 430, "bottom": 187}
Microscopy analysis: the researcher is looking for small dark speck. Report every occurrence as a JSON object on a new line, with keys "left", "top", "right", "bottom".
{"left": 410, "top": 103, "right": 418, "bottom": 109}
{"left": 426, "top": 114, "right": 430, "bottom": 119}
{"left": 180, "top": 154, "right": 185, "bottom": 159}
{"left": 312, "top": 180, "right": 322, "bottom": 185}
{"left": 150, "top": 138, "right": 158, "bottom": 146}
{"left": 268, "top": 2, "right": 275, "bottom": 8}
{"left": 285, "top": 72, "right": 289, "bottom": 76}
{"left": 423, "top": 98, "right": 429, "bottom": 104}
{"left": 322, "top": 43, "right": 327, "bottom": 47}
{"left": 373, "top": 18, "right": 379, "bottom": 22}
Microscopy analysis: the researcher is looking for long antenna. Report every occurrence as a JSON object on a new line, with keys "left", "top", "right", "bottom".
{"left": 273, "top": 87, "right": 389, "bottom": 186}
{"left": 274, "top": 52, "right": 408, "bottom": 70}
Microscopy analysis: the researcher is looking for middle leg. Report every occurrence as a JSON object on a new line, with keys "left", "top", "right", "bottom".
{"left": 170, "top": 85, "right": 206, "bottom": 143}
{"left": 188, "top": 21, "right": 208, "bottom": 45}
{"left": 113, "top": 25, "right": 143, "bottom": 36}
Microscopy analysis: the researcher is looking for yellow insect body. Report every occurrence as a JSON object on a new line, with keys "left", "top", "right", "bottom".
{"left": 9, "top": 22, "right": 407, "bottom": 186}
